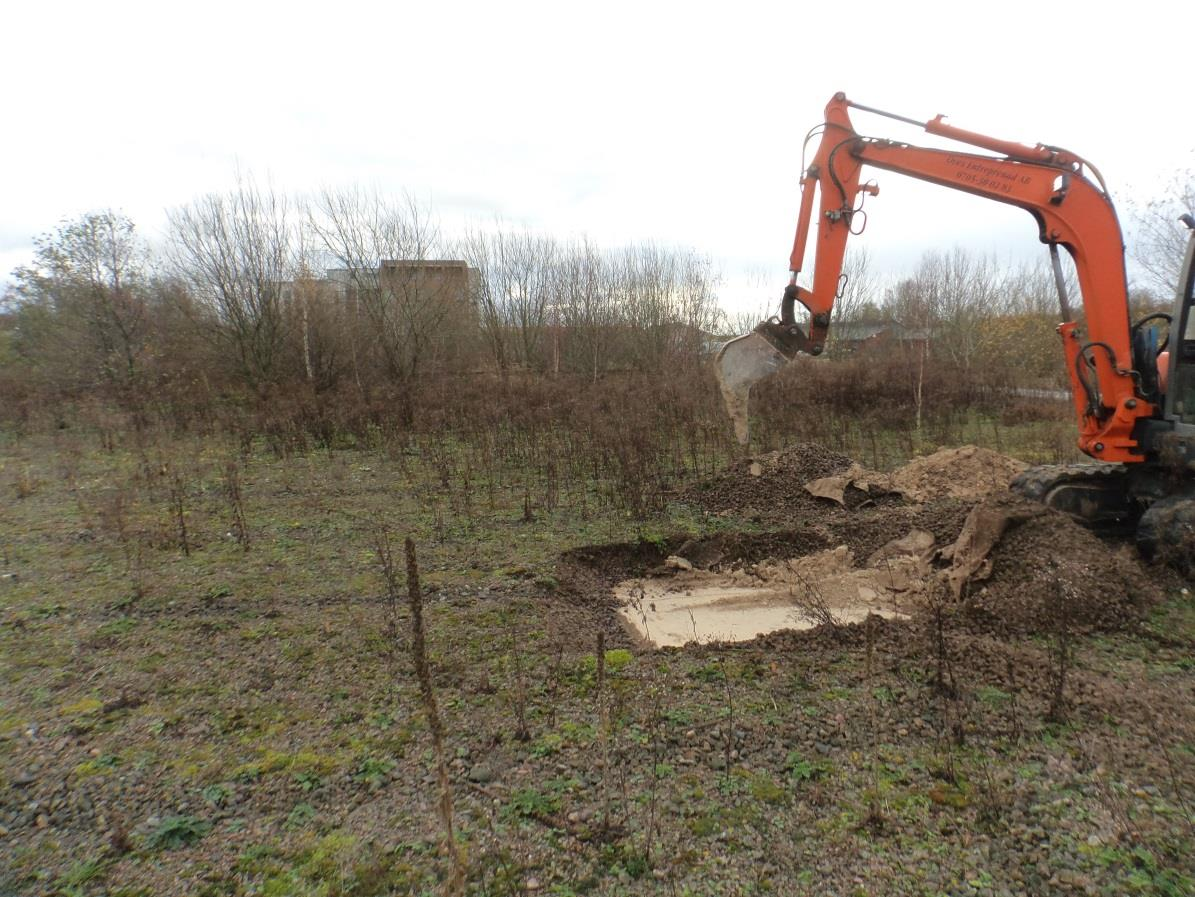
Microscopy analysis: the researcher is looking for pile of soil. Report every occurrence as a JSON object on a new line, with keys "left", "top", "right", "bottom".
{"left": 679, "top": 443, "right": 892, "bottom": 519}
{"left": 890, "top": 445, "right": 1028, "bottom": 502}
{"left": 968, "top": 506, "right": 1169, "bottom": 631}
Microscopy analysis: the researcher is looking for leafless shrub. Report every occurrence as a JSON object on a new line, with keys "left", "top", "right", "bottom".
{"left": 594, "top": 631, "right": 610, "bottom": 825}
{"left": 1145, "top": 713, "right": 1195, "bottom": 835}
{"left": 166, "top": 465, "right": 190, "bottom": 556}
{"left": 374, "top": 529, "right": 404, "bottom": 685}
{"left": 400, "top": 536, "right": 465, "bottom": 896}
{"left": 1077, "top": 736, "right": 1139, "bottom": 842}
{"left": 506, "top": 614, "right": 530, "bottom": 742}
{"left": 1003, "top": 654, "right": 1024, "bottom": 742}
{"left": 93, "top": 485, "right": 146, "bottom": 600}
{"left": 972, "top": 751, "right": 1008, "bottom": 830}
{"left": 543, "top": 638, "right": 564, "bottom": 730}
{"left": 715, "top": 653, "right": 737, "bottom": 780}
{"left": 223, "top": 457, "right": 251, "bottom": 552}
{"left": 862, "top": 616, "right": 886, "bottom": 831}
{"left": 642, "top": 671, "right": 667, "bottom": 867}
{"left": 921, "top": 577, "right": 956, "bottom": 698}
{"left": 13, "top": 467, "right": 39, "bottom": 499}
{"left": 787, "top": 569, "right": 839, "bottom": 633}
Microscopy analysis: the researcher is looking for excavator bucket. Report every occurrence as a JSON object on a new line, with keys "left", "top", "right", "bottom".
{"left": 713, "top": 327, "right": 798, "bottom": 445}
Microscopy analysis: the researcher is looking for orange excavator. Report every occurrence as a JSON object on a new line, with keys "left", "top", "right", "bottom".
{"left": 716, "top": 92, "right": 1195, "bottom": 561}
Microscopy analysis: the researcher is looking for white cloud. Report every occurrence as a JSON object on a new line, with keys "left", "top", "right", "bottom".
{"left": 3, "top": 0, "right": 1191, "bottom": 316}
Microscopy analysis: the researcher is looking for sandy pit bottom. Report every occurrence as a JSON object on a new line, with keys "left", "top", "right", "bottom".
{"left": 615, "top": 545, "right": 925, "bottom": 648}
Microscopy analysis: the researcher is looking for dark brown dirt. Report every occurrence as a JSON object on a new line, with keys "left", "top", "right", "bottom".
{"left": 577, "top": 443, "right": 1182, "bottom": 639}
{"left": 677, "top": 443, "right": 899, "bottom": 520}
{"left": 967, "top": 507, "right": 1176, "bottom": 632}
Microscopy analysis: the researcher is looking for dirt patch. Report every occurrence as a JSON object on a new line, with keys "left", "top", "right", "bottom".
{"left": 587, "top": 443, "right": 1176, "bottom": 641}
{"left": 615, "top": 544, "right": 925, "bottom": 647}
{"left": 677, "top": 443, "right": 1024, "bottom": 523}
{"left": 890, "top": 445, "right": 1028, "bottom": 502}
{"left": 554, "top": 528, "right": 833, "bottom": 648}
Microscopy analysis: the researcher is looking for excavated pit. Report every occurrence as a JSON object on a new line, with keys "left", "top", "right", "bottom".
{"left": 614, "top": 545, "right": 922, "bottom": 647}
{"left": 557, "top": 443, "right": 1177, "bottom": 649}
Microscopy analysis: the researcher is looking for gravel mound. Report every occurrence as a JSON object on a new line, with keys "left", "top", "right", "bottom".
{"left": 968, "top": 507, "right": 1168, "bottom": 631}
{"left": 679, "top": 443, "right": 887, "bottom": 519}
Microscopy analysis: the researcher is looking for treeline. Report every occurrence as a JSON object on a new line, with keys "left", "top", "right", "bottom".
{"left": 831, "top": 247, "right": 1166, "bottom": 384}
{"left": 0, "top": 181, "right": 1175, "bottom": 437}
{"left": 0, "top": 185, "right": 723, "bottom": 407}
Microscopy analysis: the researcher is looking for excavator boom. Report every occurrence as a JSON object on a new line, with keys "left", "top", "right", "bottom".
{"left": 718, "top": 92, "right": 1172, "bottom": 463}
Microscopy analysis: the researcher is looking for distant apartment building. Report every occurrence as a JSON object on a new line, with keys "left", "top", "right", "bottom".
{"left": 282, "top": 259, "right": 478, "bottom": 314}
{"left": 832, "top": 319, "right": 929, "bottom": 354}
{"left": 279, "top": 259, "right": 481, "bottom": 377}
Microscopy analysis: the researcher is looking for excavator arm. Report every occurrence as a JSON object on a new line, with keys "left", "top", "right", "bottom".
{"left": 743, "top": 92, "right": 1156, "bottom": 463}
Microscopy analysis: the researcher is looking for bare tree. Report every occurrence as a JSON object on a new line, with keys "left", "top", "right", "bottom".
{"left": 1128, "top": 163, "right": 1195, "bottom": 297}
{"left": 8, "top": 211, "right": 150, "bottom": 392}
{"left": 832, "top": 247, "right": 879, "bottom": 332}
{"left": 287, "top": 259, "right": 354, "bottom": 390}
{"left": 555, "top": 238, "right": 619, "bottom": 380}
{"left": 616, "top": 243, "right": 722, "bottom": 372}
{"left": 457, "top": 226, "right": 510, "bottom": 373}
{"left": 497, "top": 228, "right": 557, "bottom": 372}
{"left": 307, "top": 188, "right": 452, "bottom": 384}
{"left": 167, "top": 177, "right": 295, "bottom": 388}
{"left": 618, "top": 243, "right": 676, "bottom": 370}
{"left": 898, "top": 248, "right": 1001, "bottom": 372}
{"left": 460, "top": 225, "right": 557, "bottom": 372}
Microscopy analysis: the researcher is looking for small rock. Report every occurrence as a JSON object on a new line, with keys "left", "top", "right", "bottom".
{"left": 11, "top": 770, "right": 36, "bottom": 788}
{"left": 664, "top": 556, "right": 693, "bottom": 571}
{"left": 525, "top": 877, "right": 541, "bottom": 891}
{"left": 749, "top": 462, "right": 763, "bottom": 477}
{"left": 468, "top": 763, "right": 495, "bottom": 784}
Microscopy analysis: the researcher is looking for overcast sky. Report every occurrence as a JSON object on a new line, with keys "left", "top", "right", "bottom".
{"left": 2, "top": 0, "right": 1192, "bottom": 316}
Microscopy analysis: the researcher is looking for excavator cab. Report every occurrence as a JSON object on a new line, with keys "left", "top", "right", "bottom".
{"left": 1122, "top": 218, "right": 1195, "bottom": 568}
{"left": 1163, "top": 218, "right": 1195, "bottom": 426}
